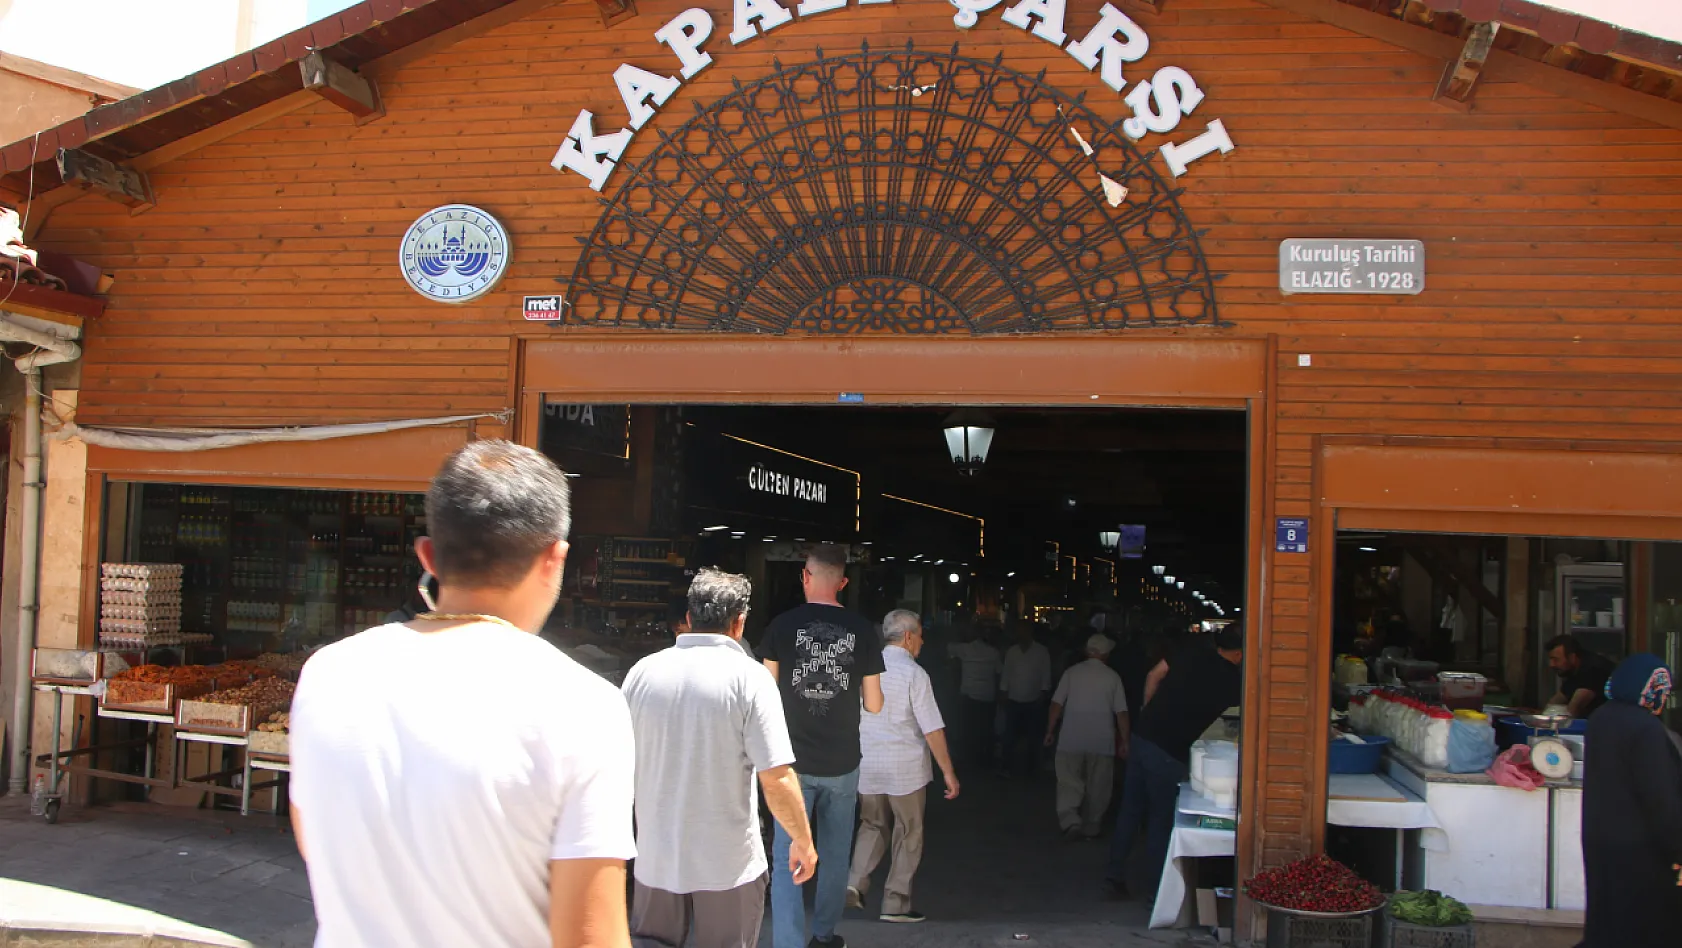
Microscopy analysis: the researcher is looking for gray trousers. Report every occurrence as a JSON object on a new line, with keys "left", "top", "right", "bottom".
{"left": 1055, "top": 751, "right": 1115, "bottom": 835}
{"left": 630, "top": 875, "right": 767, "bottom": 948}
{"left": 847, "top": 788, "right": 926, "bottom": 915}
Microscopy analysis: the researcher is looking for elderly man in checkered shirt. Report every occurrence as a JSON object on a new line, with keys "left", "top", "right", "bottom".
{"left": 845, "top": 610, "right": 959, "bottom": 924}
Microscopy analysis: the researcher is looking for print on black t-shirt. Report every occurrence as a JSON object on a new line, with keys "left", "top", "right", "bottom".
{"left": 792, "top": 619, "right": 859, "bottom": 717}
{"left": 759, "top": 603, "right": 885, "bottom": 777}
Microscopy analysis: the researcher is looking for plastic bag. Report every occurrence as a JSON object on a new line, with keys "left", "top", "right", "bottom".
{"left": 1486, "top": 746, "right": 1544, "bottom": 790}
{"left": 1445, "top": 718, "right": 1496, "bottom": 773}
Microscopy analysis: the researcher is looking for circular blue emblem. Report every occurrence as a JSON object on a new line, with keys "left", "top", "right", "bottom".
{"left": 399, "top": 204, "right": 510, "bottom": 303}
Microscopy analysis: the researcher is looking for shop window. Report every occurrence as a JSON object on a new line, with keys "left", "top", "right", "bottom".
{"left": 102, "top": 483, "right": 425, "bottom": 659}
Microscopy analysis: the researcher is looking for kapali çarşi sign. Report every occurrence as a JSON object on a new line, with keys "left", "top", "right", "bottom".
{"left": 552, "top": 0, "right": 1235, "bottom": 192}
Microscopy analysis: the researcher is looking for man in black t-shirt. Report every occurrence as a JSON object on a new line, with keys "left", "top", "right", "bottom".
{"left": 1103, "top": 622, "right": 1243, "bottom": 902}
{"left": 1546, "top": 633, "right": 1615, "bottom": 719}
{"left": 760, "top": 544, "right": 884, "bottom": 948}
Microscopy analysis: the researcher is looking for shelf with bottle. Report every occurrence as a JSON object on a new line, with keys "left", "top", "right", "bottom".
{"left": 346, "top": 491, "right": 423, "bottom": 517}
{"left": 177, "top": 486, "right": 229, "bottom": 509}
{"left": 227, "top": 600, "right": 284, "bottom": 636}
{"left": 603, "top": 537, "right": 683, "bottom": 564}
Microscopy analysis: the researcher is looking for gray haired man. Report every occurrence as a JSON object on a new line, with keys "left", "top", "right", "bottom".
{"left": 622, "top": 569, "right": 817, "bottom": 948}
{"left": 846, "top": 610, "right": 959, "bottom": 924}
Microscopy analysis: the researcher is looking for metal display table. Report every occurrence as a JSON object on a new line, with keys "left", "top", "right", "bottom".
{"left": 244, "top": 755, "right": 291, "bottom": 817}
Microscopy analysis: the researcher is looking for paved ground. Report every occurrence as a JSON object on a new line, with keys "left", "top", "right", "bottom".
{"left": 0, "top": 798, "right": 313, "bottom": 947}
{"left": 0, "top": 770, "right": 1218, "bottom": 948}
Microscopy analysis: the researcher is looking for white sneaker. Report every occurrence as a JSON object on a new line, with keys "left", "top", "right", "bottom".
{"left": 846, "top": 886, "right": 864, "bottom": 910}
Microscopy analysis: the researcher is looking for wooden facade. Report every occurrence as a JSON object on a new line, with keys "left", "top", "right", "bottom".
{"left": 18, "top": 0, "right": 1682, "bottom": 891}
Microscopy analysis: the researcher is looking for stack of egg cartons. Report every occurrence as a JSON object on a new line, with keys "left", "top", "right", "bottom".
{"left": 100, "top": 564, "right": 184, "bottom": 649}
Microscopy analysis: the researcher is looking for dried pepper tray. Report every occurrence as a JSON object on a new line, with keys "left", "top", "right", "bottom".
{"left": 103, "top": 678, "right": 213, "bottom": 713}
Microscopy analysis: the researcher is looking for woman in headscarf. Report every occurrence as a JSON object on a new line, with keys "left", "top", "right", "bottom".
{"left": 1581, "top": 653, "right": 1682, "bottom": 947}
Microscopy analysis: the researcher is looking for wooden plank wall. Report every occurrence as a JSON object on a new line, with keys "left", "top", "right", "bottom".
{"left": 33, "top": 0, "right": 1682, "bottom": 868}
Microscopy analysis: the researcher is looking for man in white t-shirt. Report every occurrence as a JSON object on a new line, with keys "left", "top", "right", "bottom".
{"left": 622, "top": 569, "right": 817, "bottom": 948}
{"left": 1044, "top": 634, "right": 1129, "bottom": 840}
{"left": 945, "top": 624, "right": 1002, "bottom": 767}
{"left": 289, "top": 441, "right": 636, "bottom": 948}
{"left": 1000, "top": 625, "right": 1052, "bottom": 776}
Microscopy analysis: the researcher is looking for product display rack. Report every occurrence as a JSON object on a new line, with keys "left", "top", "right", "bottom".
{"left": 126, "top": 485, "right": 425, "bottom": 651}
{"left": 593, "top": 536, "right": 692, "bottom": 609}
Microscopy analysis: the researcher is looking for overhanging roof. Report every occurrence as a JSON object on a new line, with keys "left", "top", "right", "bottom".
{"left": 3, "top": 0, "right": 1681, "bottom": 202}
{"left": 0, "top": 0, "right": 533, "bottom": 193}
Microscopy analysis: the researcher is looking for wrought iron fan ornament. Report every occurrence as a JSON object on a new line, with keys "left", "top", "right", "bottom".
{"left": 562, "top": 43, "right": 1223, "bottom": 334}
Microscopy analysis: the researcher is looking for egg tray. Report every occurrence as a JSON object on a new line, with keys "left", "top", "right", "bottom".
{"left": 102, "top": 563, "right": 184, "bottom": 580}
{"left": 101, "top": 591, "right": 184, "bottom": 607}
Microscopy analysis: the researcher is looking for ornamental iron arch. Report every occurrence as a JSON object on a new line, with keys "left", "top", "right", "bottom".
{"left": 562, "top": 43, "right": 1223, "bottom": 334}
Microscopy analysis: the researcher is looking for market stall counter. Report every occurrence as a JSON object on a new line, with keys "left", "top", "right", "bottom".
{"left": 1152, "top": 771, "right": 1438, "bottom": 929}
{"left": 1382, "top": 744, "right": 1583, "bottom": 911}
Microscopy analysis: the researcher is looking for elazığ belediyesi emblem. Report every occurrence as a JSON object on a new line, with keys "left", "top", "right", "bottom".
{"left": 398, "top": 204, "right": 510, "bottom": 303}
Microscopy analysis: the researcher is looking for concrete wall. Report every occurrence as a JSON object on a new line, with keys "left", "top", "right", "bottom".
{"left": 0, "top": 387, "right": 85, "bottom": 791}
{"left": 0, "top": 71, "right": 100, "bottom": 149}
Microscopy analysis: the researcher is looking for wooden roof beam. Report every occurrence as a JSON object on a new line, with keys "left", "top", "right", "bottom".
{"left": 1434, "top": 20, "right": 1500, "bottom": 110}
{"left": 1255, "top": 0, "right": 1682, "bottom": 130}
{"left": 593, "top": 0, "right": 637, "bottom": 28}
{"left": 55, "top": 148, "right": 152, "bottom": 210}
{"left": 300, "top": 52, "right": 383, "bottom": 121}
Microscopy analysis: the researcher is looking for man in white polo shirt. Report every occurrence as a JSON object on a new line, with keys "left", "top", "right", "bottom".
{"left": 846, "top": 610, "right": 959, "bottom": 924}
{"left": 622, "top": 569, "right": 818, "bottom": 948}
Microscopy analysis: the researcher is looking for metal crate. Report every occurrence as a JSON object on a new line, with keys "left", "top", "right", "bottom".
{"left": 1385, "top": 919, "right": 1474, "bottom": 948}
{"left": 1266, "top": 909, "right": 1374, "bottom": 948}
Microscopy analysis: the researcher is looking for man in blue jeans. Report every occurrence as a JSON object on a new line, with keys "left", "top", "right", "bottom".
{"left": 761, "top": 545, "right": 885, "bottom": 948}
{"left": 1104, "top": 621, "right": 1243, "bottom": 902}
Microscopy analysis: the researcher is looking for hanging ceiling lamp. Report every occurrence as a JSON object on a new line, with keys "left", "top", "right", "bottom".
{"left": 1098, "top": 530, "right": 1121, "bottom": 549}
{"left": 942, "top": 409, "right": 996, "bottom": 476}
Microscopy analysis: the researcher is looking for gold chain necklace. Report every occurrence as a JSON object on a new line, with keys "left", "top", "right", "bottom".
{"left": 415, "top": 612, "right": 522, "bottom": 632}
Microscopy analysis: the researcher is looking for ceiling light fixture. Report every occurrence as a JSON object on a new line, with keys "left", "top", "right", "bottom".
{"left": 1152, "top": 565, "right": 1166, "bottom": 576}
{"left": 703, "top": 525, "right": 730, "bottom": 532}
{"left": 1360, "top": 546, "right": 1378, "bottom": 552}
{"left": 942, "top": 408, "right": 996, "bottom": 476}
{"left": 948, "top": 573, "right": 961, "bottom": 584}
{"left": 1099, "top": 530, "right": 1120, "bottom": 549}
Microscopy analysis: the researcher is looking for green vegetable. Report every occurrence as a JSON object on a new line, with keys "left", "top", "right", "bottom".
{"left": 1389, "top": 890, "right": 1474, "bottom": 927}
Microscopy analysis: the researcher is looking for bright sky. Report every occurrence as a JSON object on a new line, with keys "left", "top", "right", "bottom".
{"left": 0, "top": 0, "right": 1675, "bottom": 94}
{"left": 0, "top": 0, "right": 359, "bottom": 90}
{"left": 1536, "top": 1, "right": 1682, "bottom": 44}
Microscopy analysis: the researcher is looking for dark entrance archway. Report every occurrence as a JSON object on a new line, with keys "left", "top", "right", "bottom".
{"left": 562, "top": 45, "right": 1222, "bottom": 333}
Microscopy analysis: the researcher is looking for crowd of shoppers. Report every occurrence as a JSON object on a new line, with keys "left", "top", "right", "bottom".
{"left": 289, "top": 440, "right": 1274, "bottom": 948}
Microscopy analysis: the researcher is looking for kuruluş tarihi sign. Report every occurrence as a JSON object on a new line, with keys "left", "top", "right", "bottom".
{"left": 1278, "top": 239, "right": 1425, "bottom": 296}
